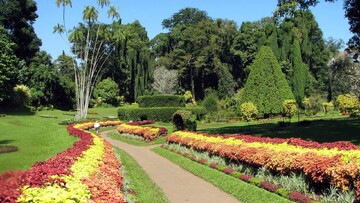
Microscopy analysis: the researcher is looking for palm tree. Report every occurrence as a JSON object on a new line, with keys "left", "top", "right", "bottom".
{"left": 56, "top": 0, "right": 72, "bottom": 32}
{"left": 107, "top": 5, "right": 120, "bottom": 20}
{"left": 97, "top": 0, "right": 110, "bottom": 8}
{"left": 83, "top": 6, "right": 98, "bottom": 24}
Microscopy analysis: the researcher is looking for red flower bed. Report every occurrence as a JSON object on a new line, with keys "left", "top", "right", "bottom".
{"left": 127, "top": 120, "right": 155, "bottom": 125}
{"left": 0, "top": 121, "right": 124, "bottom": 203}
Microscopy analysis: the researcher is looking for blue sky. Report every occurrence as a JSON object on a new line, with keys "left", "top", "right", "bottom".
{"left": 33, "top": 0, "right": 353, "bottom": 60}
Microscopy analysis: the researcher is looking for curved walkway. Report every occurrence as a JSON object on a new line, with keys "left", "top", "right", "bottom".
{"left": 99, "top": 131, "right": 241, "bottom": 203}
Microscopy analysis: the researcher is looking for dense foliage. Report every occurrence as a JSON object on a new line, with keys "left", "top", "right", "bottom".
{"left": 172, "top": 110, "right": 197, "bottom": 131}
{"left": 118, "top": 107, "right": 206, "bottom": 122}
{"left": 1, "top": 0, "right": 357, "bottom": 119}
{"left": 93, "top": 78, "right": 120, "bottom": 106}
{"left": 239, "top": 102, "right": 258, "bottom": 121}
{"left": 240, "top": 46, "right": 294, "bottom": 117}
{"left": 136, "top": 95, "right": 186, "bottom": 108}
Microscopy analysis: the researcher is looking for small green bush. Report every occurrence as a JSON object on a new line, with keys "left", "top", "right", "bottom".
{"left": 240, "top": 102, "right": 258, "bottom": 121}
{"left": 136, "top": 94, "right": 186, "bottom": 108}
{"left": 13, "top": 84, "right": 31, "bottom": 106}
{"left": 230, "top": 171, "right": 242, "bottom": 178}
{"left": 202, "top": 93, "right": 219, "bottom": 113}
{"left": 118, "top": 107, "right": 206, "bottom": 122}
{"left": 275, "top": 188, "right": 289, "bottom": 198}
{"left": 249, "top": 177, "right": 262, "bottom": 186}
{"left": 322, "top": 101, "right": 334, "bottom": 115}
{"left": 172, "top": 110, "right": 197, "bottom": 131}
{"left": 282, "top": 99, "right": 297, "bottom": 121}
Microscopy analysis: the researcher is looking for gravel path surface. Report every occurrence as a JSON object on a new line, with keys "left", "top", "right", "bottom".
{"left": 99, "top": 130, "right": 241, "bottom": 203}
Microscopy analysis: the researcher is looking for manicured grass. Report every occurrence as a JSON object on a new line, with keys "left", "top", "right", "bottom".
{"left": 153, "top": 147, "right": 292, "bottom": 203}
{"left": 199, "top": 116, "right": 360, "bottom": 145}
{"left": 0, "top": 107, "right": 120, "bottom": 173}
{"left": 0, "top": 110, "right": 77, "bottom": 173}
{"left": 108, "top": 131, "right": 166, "bottom": 146}
{"left": 113, "top": 147, "right": 169, "bottom": 203}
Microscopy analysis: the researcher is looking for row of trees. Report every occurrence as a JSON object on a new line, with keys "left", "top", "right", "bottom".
{"left": 0, "top": 0, "right": 358, "bottom": 118}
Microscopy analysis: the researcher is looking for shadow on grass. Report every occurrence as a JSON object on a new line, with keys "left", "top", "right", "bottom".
{"left": 0, "top": 107, "right": 35, "bottom": 116}
{"left": 199, "top": 118, "right": 360, "bottom": 145}
{"left": 0, "top": 140, "right": 15, "bottom": 145}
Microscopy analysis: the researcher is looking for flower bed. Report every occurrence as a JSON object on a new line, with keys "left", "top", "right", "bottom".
{"left": 117, "top": 123, "right": 167, "bottom": 141}
{"left": 166, "top": 131, "right": 360, "bottom": 200}
{"left": 0, "top": 120, "right": 125, "bottom": 203}
{"left": 127, "top": 120, "right": 156, "bottom": 126}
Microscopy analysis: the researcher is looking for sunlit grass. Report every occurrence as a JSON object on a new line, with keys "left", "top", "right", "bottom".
{"left": 0, "top": 107, "right": 120, "bottom": 173}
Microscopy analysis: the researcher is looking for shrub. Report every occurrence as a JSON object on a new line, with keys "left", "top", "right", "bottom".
{"left": 172, "top": 110, "right": 197, "bottom": 131}
{"left": 275, "top": 188, "right": 290, "bottom": 198}
{"left": 183, "top": 90, "right": 193, "bottom": 103}
{"left": 322, "top": 101, "right": 334, "bottom": 115}
{"left": 283, "top": 100, "right": 297, "bottom": 121}
{"left": 336, "top": 94, "right": 359, "bottom": 116}
{"left": 239, "top": 46, "right": 294, "bottom": 117}
{"left": 118, "top": 107, "right": 206, "bottom": 122}
{"left": 93, "top": 78, "right": 120, "bottom": 106}
{"left": 13, "top": 84, "right": 31, "bottom": 106}
{"left": 202, "top": 93, "right": 219, "bottom": 113}
{"left": 240, "top": 102, "right": 258, "bottom": 121}
{"left": 136, "top": 94, "right": 185, "bottom": 108}
{"left": 303, "top": 95, "right": 324, "bottom": 116}
{"left": 249, "top": 177, "right": 262, "bottom": 186}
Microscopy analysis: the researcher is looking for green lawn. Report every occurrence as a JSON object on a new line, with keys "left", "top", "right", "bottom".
{"left": 154, "top": 147, "right": 292, "bottom": 203}
{"left": 0, "top": 107, "right": 119, "bottom": 173}
{"left": 198, "top": 116, "right": 360, "bottom": 145}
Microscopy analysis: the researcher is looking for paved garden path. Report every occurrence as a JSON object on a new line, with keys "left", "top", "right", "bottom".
{"left": 99, "top": 130, "right": 241, "bottom": 203}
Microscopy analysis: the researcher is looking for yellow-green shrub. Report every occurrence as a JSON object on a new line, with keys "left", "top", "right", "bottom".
{"left": 322, "top": 101, "right": 334, "bottom": 114}
{"left": 283, "top": 100, "right": 297, "bottom": 120}
{"left": 336, "top": 94, "right": 359, "bottom": 116}
{"left": 240, "top": 102, "right": 258, "bottom": 121}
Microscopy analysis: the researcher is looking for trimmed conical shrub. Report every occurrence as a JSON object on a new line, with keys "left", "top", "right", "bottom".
{"left": 240, "top": 46, "right": 294, "bottom": 117}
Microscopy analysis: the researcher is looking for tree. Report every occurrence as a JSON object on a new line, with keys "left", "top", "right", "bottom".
{"left": 216, "top": 65, "right": 236, "bottom": 99}
{"left": 0, "top": 25, "right": 17, "bottom": 103}
{"left": 0, "top": 0, "right": 42, "bottom": 64}
{"left": 240, "top": 46, "right": 294, "bottom": 117}
{"left": 55, "top": 0, "right": 121, "bottom": 118}
{"left": 152, "top": 66, "right": 178, "bottom": 94}
{"left": 275, "top": 0, "right": 359, "bottom": 47}
{"left": 290, "top": 39, "right": 307, "bottom": 105}
{"left": 328, "top": 51, "right": 360, "bottom": 99}
{"left": 154, "top": 8, "right": 238, "bottom": 100}
{"left": 93, "top": 78, "right": 119, "bottom": 106}
{"left": 162, "top": 7, "right": 209, "bottom": 30}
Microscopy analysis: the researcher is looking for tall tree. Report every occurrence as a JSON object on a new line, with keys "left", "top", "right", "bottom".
{"left": 162, "top": 7, "right": 209, "bottom": 30}
{"left": 0, "top": 0, "right": 41, "bottom": 64}
{"left": 240, "top": 46, "right": 294, "bottom": 117}
{"left": 290, "top": 39, "right": 307, "bottom": 104}
{"left": 55, "top": 0, "right": 121, "bottom": 118}
{"left": 0, "top": 25, "right": 18, "bottom": 103}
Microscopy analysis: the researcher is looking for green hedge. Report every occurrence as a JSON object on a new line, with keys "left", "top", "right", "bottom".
{"left": 118, "top": 107, "right": 206, "bottom": 122}
{"left": 172, "top": 110, "right": 197, "bottom": 131}
{"left": 136, "top": 95, "right": 186, "bottom": 108}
